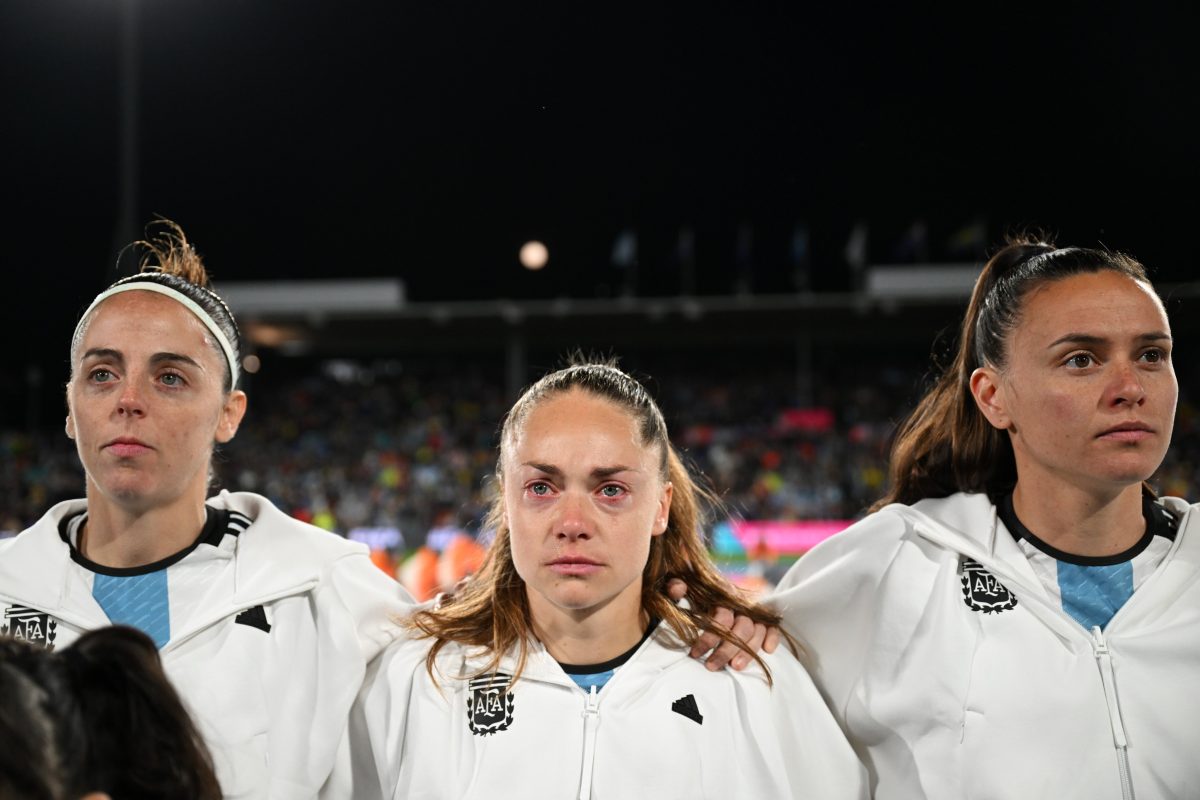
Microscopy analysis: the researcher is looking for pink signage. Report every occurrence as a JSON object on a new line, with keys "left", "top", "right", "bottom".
{"left": 730, "top": 519, "right": 852, "bottom": 554}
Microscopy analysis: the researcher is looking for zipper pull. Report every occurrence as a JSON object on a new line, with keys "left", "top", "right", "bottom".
{"left": 1091, "top": 625, "right": 1109, "bottom": 655}
{"left": 583, "top": 684, "right": 599, "bottom": 717}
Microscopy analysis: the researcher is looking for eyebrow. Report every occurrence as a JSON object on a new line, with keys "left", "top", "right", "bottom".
{"left": 522, "top": 462, "right": 638, "bottom": 479}
{"left": 80, "top": 348, "right": 203, "bottom": 369}
{"left": 1047, "top": 331, "right": 1172, "bottom": 349}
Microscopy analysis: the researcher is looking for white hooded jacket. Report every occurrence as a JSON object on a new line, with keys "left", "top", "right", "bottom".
{"left": 0, "top": 491, "right": 413, "bottom": 799}
{"left": 352, "top": 624, "right": 869, "bottom": 799}
{"left": 770, "top": 492, "right": 1200, "bottom": 800}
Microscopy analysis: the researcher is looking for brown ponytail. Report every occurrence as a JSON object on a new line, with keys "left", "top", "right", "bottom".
{"left": 874, "top": 236, "right": 1152, "bottom": 510}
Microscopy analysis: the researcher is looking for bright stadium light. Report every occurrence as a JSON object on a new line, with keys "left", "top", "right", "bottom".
{"left": 519, "top": 240, "right": 549, "bottom": 270}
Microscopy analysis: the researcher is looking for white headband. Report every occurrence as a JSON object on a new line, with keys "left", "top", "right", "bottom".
{"left": 74, "top": 281, "right": 240, "bottom": 387}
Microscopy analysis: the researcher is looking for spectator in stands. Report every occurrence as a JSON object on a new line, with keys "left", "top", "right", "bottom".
{"left": 0, "top": 626, "right": 221, "bottom": 800}
{"left": 771, "top": 238, "right": 1200, "bottom": 797}
{"left": 353, "top": 363, "right": 866, "bottom": 798}
{"left": 0, "top": 222, "right": 412, "bottom": 796}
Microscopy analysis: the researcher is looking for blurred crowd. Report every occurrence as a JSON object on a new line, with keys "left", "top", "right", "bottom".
{"left": 5, "top": 358, "right": 1200, "bottom": 550}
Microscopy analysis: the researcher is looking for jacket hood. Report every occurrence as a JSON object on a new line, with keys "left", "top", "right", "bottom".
{"left": 206, "top": 491, "right": 368, "bottom": 602}
{"left": 0, "top": 498, "right": 94, "bottom": 622}
{"left": 0, "top": 492, "right": 367, "bottom": 619}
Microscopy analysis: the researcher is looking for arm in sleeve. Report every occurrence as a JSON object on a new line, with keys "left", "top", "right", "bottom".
{"left": 347, "top": 636, "right": 437, "bottom": 800}
{"left": 729, "top": 649, "right": 870, "bottom": 799}
{"left": 765, "top": 509, "right": 910, "bottom": 723}
{"left": 262, "top": 551, "right": 408, "bottom": 799}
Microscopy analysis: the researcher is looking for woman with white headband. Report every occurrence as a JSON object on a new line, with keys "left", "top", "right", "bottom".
{"left": 0, "top": 222, "right": 414, "bottom": 797}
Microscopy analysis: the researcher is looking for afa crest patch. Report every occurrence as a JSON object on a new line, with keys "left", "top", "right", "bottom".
{"left": 467, "top": 673, "right": 514, "bottom": 736}
{"left": 1, "top": 605, "right": 58, "bottom": 648}
{"left": 961, "top": 559, "right": 1018, "bottom": 614}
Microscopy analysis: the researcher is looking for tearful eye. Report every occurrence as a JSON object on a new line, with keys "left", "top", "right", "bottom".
{"left": 599, "top": 485, "right": 625, "bottom": 498}
{"left": 529, "top": 482, "right": 552, "bottom": 496}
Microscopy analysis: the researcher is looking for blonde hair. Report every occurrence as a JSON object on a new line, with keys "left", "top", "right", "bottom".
{"left": 408, "top": 362, "right": 798, "bottom": 685}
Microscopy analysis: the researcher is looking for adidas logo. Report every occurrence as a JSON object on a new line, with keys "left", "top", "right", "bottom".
{"left": 671, "top": 694, "right": 703, "bottom": 725}
{"left": 234, "top": 605, "right": 271, "bottom": 633}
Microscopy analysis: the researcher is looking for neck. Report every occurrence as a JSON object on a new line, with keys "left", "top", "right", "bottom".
{"left": 81, "top": 483, "right": 209, "bottom": 569}
{"left": 528, "top": 584, "right": 648, "bottom": 665}
{"left": 1010, "top": 480, "right": 1145, "bottom": 558}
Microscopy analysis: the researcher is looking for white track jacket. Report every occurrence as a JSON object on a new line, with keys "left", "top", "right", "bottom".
{"left": 770, "top": 492, "right": 1200, "bottom": 800}
{"left": 0, "top": 491, "right": 413, "bottom": 799}
{"left": 352, "top": 626, "right": 868, "bottom": 799}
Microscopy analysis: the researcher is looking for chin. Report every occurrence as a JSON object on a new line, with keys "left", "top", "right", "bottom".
{"left": 93, "top": 480, "right": 160, "bottom": 509}
{"left": 1090, "top": 467, "right": 1159, "bottom": 491}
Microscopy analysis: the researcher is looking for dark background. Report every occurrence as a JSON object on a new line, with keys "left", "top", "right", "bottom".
{"left": 3, "top": 2, "right": 1197, "bottom": 427}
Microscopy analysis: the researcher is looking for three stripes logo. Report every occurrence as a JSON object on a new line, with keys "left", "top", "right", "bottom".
{"left": 671, "top": 694, "right": 703, "bottom": 725}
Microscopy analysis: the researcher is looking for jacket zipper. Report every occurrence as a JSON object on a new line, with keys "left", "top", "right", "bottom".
{"left": 1091, "top": 626, "right": 1135, "bottom": 800}
{"left": 577, "top": 685, "right": 600, "bottom": 800}
{"left": 909, "top": 510, "right": 1145, "bottom": 799}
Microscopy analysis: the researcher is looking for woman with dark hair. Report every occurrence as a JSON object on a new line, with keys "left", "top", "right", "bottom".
{"left": 771, "top": 238, "right": 1199, "bottom": 798}
{"left": 354, "top": 363, "right": 867, "bottom": 799}
{"left": 0, "top": 222, "right": 413, "bottom": 797}
{"left": 0, "top": 626, "right": 221, "bottom": 800}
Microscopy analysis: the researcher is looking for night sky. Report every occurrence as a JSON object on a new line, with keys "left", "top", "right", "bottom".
{"left": 2, "top": 3, "right": 1197, "bottom": 382}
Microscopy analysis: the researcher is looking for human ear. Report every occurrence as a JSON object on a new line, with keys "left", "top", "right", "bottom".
{"left": 64, "top": 389, "right": 76, "bottom": 440}
{"left": 215, "top": 390, "right": 248, "bottom": 444}
{"left": 969, "top": 366, "right": 1012, "bottom": 430}
{"left": 652, "top": 482, "right": 673, "bottom": 536}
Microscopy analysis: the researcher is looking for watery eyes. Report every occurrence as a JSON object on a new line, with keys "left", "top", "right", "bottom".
{"left": 525, "top": 482, "right": 628, "bottom": 499}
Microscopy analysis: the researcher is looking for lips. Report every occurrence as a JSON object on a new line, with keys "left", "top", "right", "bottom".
{"left": 1097, "top": 421, "right": 1154, "bottom": 442}
{"left": 546, "top": 556, "right": 603, "bottom": 576}
{"left": 104, "top": 437, "right": 153, "bottom": 457}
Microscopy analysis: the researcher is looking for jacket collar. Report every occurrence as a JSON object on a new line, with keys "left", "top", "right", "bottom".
{"left": 0, "top": 499, "right": 103, "bottom": 625}
{"left": 0, "top": 493, "right": 359, "bottom": 625}
{"left": 442, "top": 623, "right": 679, "bottom": 690}
{"left": 204, "top": 491, "right": 339, "bottom": 602}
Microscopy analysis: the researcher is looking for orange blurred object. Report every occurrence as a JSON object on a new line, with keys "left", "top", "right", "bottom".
{"left": 368, "top": 548, "right": 397, "bottom": 579}
{"left": 399, "top": 547, "right": 440, "bottom": 602}
{"left": 437, "top": 535, "right": 486, "bottom": 591}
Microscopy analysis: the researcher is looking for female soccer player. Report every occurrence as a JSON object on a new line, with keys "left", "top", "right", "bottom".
{"left": 354, "top": 363, "right": 867, "bottom": 799}
{"left": 0, "top": 223, "right": 413, "bottom": 797}
{"left": 771, "top": 239, "right": 1200, "bottom": 798}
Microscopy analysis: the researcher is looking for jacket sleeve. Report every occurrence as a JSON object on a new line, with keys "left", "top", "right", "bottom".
{"left": 347, "top": 634, "right": 439, "bottom": 800}
{"left": 724, "top": 647, "right": 870, "bottom": 798}
{"left": 766, "top": 509, "right": 912, "bottom": 726}
{"left": 263, "top": 551, "right": 413, "bottom": 799}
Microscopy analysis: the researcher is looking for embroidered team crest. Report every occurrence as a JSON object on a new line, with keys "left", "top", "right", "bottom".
{"left": 1, "top": 605, "right": 58, "bottom": 647}
{"left": 960, "top": 559, "right": 1018, "bottom": 614}
{"left": 467, "top": 672, "right": 514, "bottom": 736}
